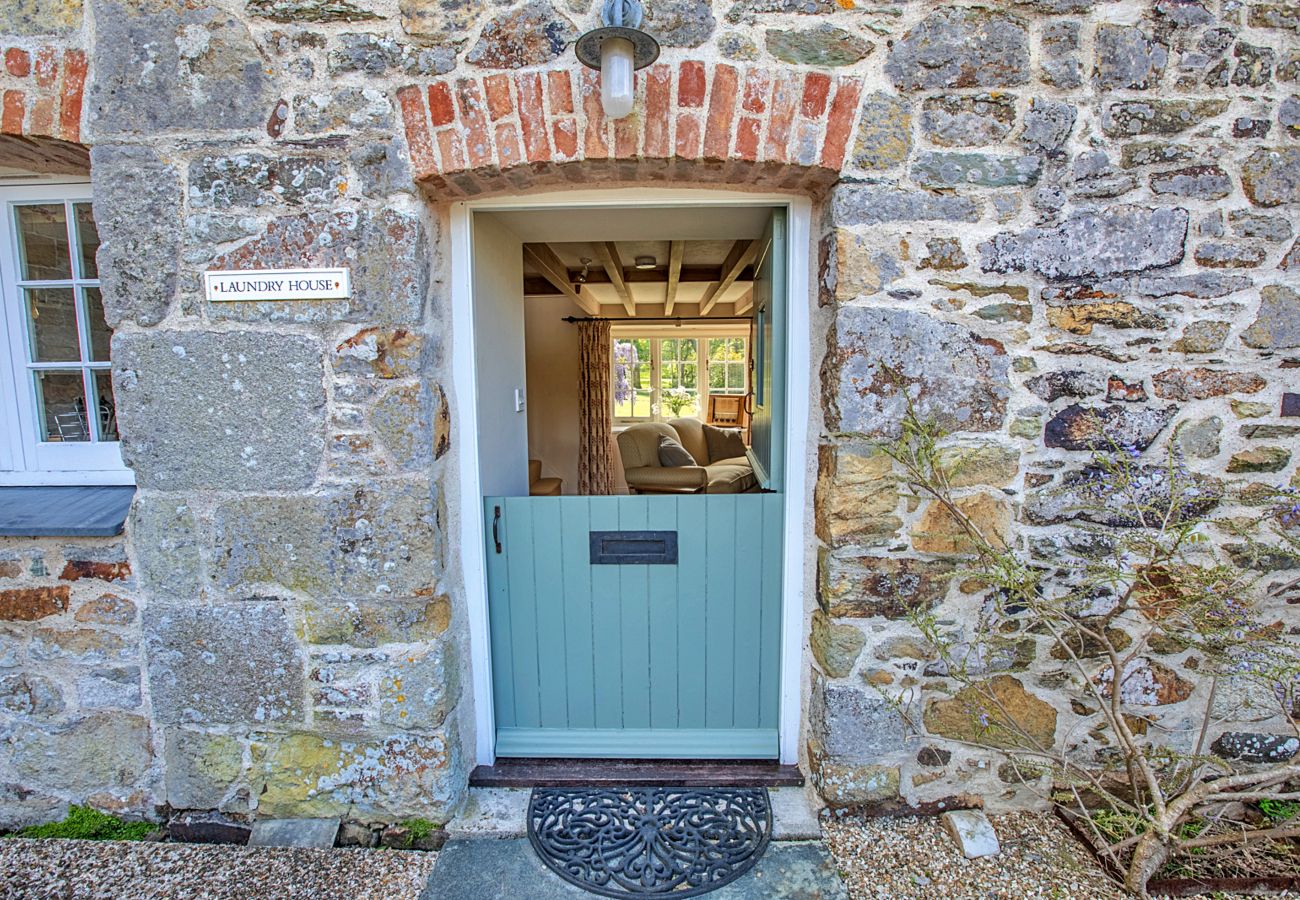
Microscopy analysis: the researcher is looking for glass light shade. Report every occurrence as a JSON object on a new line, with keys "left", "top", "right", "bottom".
{"left": 600, "top": 37, "right": 636, "bottom": 120}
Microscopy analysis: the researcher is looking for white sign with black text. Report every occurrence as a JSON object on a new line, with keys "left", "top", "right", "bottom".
{"left": 204, "top": 267, "right": 351, "bottom": 303}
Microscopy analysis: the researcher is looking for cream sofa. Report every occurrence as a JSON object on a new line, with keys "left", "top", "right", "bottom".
{"left": 616, "top": 417, "right": 757, "bottom": 494}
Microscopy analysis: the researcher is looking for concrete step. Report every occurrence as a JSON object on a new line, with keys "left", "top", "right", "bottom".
{"left": 422, "top": 838, "right": 848, "bottom": 900}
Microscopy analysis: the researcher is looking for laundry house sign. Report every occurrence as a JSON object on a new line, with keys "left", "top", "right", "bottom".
{"left": 204, "top": 267, "right": 351, "bottom": 302}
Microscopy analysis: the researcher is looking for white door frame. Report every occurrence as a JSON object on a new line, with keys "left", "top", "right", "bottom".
{"left": 449, "top": 188, "right": 812, "bottom": 766}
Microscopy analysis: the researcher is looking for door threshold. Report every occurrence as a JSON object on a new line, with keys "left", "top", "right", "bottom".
{"left": 469, "top": 758, "right": 804, "bottom": 788}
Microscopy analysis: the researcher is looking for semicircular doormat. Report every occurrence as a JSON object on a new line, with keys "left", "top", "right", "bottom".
{"left": 527, "top": 787, "right": 772, "bottom": 897}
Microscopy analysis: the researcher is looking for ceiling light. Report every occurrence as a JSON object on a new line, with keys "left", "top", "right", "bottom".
{"left": 634, "top": 255, "right": 656, "bottom": 270}
{"left": 576, "top": 257, "right": 591, "bottom": 284}
{"left": 575, "top": 0, "right": 660, "bottom": 121}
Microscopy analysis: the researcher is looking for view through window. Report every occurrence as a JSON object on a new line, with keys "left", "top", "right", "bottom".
{"left": 613, "top": 335, "right": 747, "bottom": 422}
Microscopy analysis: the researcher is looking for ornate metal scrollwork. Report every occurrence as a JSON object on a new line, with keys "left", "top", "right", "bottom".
{"left": 527, "top": 787, "right": 772, "bottom": 897}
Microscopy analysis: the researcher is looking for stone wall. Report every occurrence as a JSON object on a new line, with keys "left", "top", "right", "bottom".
{"left": 0, "top": 0, "right": 1297, "bottom": 827}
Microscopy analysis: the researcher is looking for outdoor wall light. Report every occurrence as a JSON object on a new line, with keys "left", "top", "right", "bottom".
{"left": 575, "top": 0, "right": 660, "bottom": 120}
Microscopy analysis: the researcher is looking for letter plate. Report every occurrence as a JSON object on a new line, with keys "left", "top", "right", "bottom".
{"left": 589, "top": 530, "right": 678, "bottom": 565}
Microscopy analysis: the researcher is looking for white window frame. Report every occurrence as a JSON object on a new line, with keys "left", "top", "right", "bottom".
{"left": 0, "top": 179, "right": 131, "bottom": 485}
{"left": 611, "top": 330, "right": 748, "bottom": 425}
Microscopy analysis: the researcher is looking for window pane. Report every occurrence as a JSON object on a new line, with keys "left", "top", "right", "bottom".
{"left": 85, "top": 287, "right": 112, "bottom": 362}
{"left": 26, "top": 288, "right": 81, "bottom": 362}
{"left": 34, "top": 370, "right": 90, "bottom": 442}
{"left": 91, "top": 369, "right": 118, "bottom": 441}
{"left": 74, "top": 202, "right": 99, "bottom": 279}
{"left": 15, "top": 204, "right": 72, "bottom": 280}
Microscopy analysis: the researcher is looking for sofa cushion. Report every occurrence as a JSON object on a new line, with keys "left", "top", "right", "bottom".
{"left": 703, "top": 424, "right": 747, "bottom": 462}
{"left": 705, "top": 462, "right": 757, "bottom": 494}
{"left": 668, "top": 417, "right": 710, "bottom": 465}
{"left": 658, "top": 435, "right": 698, "bottom": 467}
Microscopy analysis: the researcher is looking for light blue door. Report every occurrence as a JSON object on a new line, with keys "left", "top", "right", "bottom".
{"left": 747, "top": 208, "right": 786, "bottom": 490}
{"left": 484, "top": 493, "right": 784, "bottom": 758}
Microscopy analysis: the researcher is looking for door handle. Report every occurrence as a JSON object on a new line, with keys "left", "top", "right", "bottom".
{"left": 492, "top": 505, "right": 502, "bottom": 554}
{"left": 743, "top": 391, "right": 755, "bottom": 415}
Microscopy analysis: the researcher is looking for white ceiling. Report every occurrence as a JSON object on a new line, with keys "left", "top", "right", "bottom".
{"left": 482, "top": 205, "right": 772, "bottom": 243}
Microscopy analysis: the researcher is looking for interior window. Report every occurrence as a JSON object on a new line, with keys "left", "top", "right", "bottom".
{"left": 612, "top": 334, "right": 746, "bottom": 424}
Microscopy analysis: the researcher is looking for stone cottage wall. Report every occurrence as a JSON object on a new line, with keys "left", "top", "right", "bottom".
{"left": 1, "top": 0, "right": 1297, "bottom": 827}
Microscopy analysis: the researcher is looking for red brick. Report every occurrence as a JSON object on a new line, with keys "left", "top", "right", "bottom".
{"left": 801, "top": 72, "right": 832, "bottom": 119}
{"left": 2, "top": 90, "right": 24, "bottom": 135}
{"left": 428, "top": 81, "right": 455, "bottom": 127}
{"left": 547, "top": 71, "right": 574, "bottom": 115}
{"left": 33, "top": 46, "right": 57, "bottom": 89}
{"left": 456, "top": 78, "right": 493, "bottom": 169}
{"left": 58, "top": 49, "right": 86, "bottom": 143}
{"left": 741, "top": 69, "right": 769, "bottom": 114}
{"left": 615, "top": 90, "right": 639, "bottom": 158}
{"left": 436, "top": 128, "right": 466, "bottom": 171}
{"left": 483, "top": 73, "right": 513, "bottom": 121}
{"left": 29, "top": 97, "right": 53, "bottom": 136}
{"left": 764, "top": 73, "right": 801, "bottom": 163}
{"left": 552, "top": 118, "right": 578, "bottom": 159}
{"left": 735, "top": 116, "right": 762, "bottom": 161}
{"left": 643, "top": 63, "right": 672, "bottom": 158}
{"left": 678, "top": 61, "right": 706, "bottom": 108}
{"left": 820, "top": 77, "right": 862, "bottom": 171}
{"left": 580, "top": 69, "right": 609, "bottom": 159}
{"left": 396, "top": 85, "right": 437, "bottom": 177}
{"left": 4, "top": 48, "right": 30, "bottom": 78}
{"left": 495, "top": 122, "right": 523, "bottom": 169}
{"left": 0, "top": 585, "right": 69, "bottom": 621}
{"left": 60, "top": 560, "right": 130, "bottom": 582}
{"left": 675, "top": 113, "right": 702, "bottom": 158}
{"left": 703, "top": 64, "right": 738, "bottom": 160}
{"left": 515, "top": 72, "right": 551, "bottom": 164}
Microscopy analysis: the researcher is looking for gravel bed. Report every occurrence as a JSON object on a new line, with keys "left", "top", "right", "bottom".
{"left": 823, "top": 811, "right": 1297, "bottom": 899}
{"left": 823, "top": 811, "right": 1131, "bottom": 899}
{"left": 0, "top": 838, "right": 436, "bottom": 900}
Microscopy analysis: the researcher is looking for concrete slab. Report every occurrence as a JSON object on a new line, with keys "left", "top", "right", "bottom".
{"left": 247, "top": 818, "right": 340, "bottom": 849}
{"left": 445, "top": 787, "right": 530, "bottom": 839}
{"left": 770, "top": 785, "right": 824, "bottom": 841}
{"left": 941, "top": 808, "right": 1000, "bottom": 859}
{"left": 421, "top": 838, "right": 847, "bottom": 900}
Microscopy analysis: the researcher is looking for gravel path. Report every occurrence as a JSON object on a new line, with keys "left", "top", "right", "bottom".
{"left": 823, "top": 811, "right": 1129, "bottom": 899}
{"left": 0, "top": 838, "right": 436, "bottom": 900}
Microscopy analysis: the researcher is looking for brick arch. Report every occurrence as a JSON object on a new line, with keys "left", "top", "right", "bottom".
{"left": 397, "top": 61, "right": 863, "bottom": 198}
{"left": 0, "top": 44, "right": 89, "bottom": 173}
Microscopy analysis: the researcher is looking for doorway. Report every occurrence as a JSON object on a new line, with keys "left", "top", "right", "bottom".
{"left": 450, "top": 190, "right": 811, "bottom": 766}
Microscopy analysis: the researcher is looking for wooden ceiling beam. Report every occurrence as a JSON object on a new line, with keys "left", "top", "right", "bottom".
{"left": 699, "top": 239, "right": 759, "bottom": 316}
{"left": 592, "top": 241, "right": 635, "bottom": 316}
{"left": 523, "top": 243, "right": 599, "bottom": 315}
{"left": 664, "top": 240, "right": 684, "bottom": 316}
{"left": 733, "top": 285, "right": 755, "bottom": 316}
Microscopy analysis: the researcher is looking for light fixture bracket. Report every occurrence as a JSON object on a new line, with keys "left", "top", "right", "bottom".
{"left": 575, "top": 0, "right": 659, "bottom": 70}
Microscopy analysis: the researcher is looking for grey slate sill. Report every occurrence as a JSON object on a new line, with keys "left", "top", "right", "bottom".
{"left": 0, "top": 485, "right": 136, "bottom": 537}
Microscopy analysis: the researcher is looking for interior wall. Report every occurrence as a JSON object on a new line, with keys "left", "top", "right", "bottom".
{"left": 472, "top": 214, "right": 529, "bottom": 497}
{"left": 524, "top": 295, "right": 583, "bottom": 494}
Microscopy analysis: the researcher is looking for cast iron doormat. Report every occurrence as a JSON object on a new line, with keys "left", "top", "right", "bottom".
{"left": 527, "top": 787, "right": 772, "bottom": 897}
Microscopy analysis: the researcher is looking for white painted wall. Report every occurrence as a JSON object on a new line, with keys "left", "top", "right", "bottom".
{"left": 472, "top": 214, "right": 529, "bottom": 497}
{"left": 523, "top": 295, "right": 582, "bottom": 494}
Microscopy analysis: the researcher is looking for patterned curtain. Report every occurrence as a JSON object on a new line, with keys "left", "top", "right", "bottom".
{"left": 577, "top": 319, "right": 615, "bottom": 495}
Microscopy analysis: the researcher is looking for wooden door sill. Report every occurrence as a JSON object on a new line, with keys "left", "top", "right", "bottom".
{"left": 469, "top": 758, "right": 804, "bottom": 788}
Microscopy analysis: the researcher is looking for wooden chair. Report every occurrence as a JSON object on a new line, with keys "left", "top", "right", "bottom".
{"left": 707, "top": 395, "right": 746, "bottom": 428}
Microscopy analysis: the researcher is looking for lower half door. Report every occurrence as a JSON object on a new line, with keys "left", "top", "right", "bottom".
{"left": 484, "top": 494, "right": 783, "bottom": 758}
